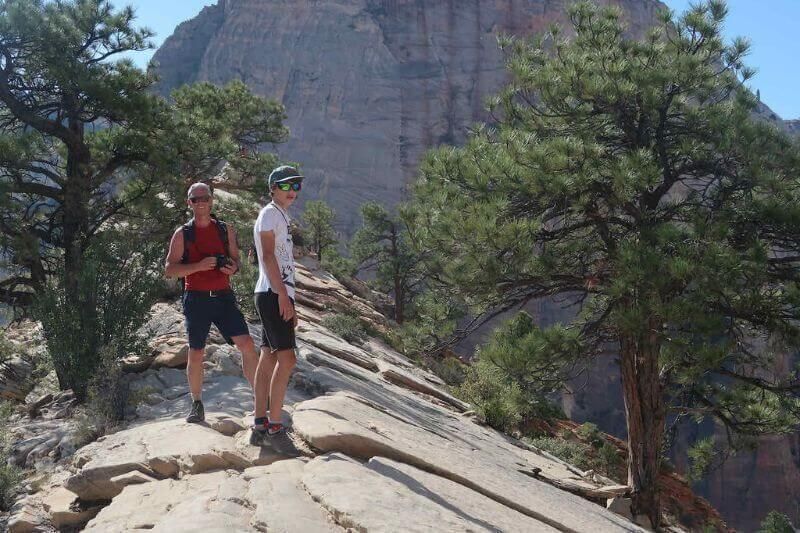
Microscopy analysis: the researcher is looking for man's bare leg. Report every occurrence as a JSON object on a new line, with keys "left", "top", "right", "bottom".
{"left": 187, "top": 348, "right": 205, "bottom": 400}
{"left": 186, "top": 347, "right": 206, "bottom": 422}
{"left": 254, "top": 347, "right": 278, "bottom": 421}
{"left": 231, "top": 334, "right": 259, "bottom": 390}
{"left": 268, "top": 348, "right": 297, "bottom": 425}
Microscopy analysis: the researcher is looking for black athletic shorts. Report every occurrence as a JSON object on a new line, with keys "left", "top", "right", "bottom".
{"left": 182, "top": 290, "right": 249, "bottom": 349}
{"left": 254, "top": 290, "right": 296, "bottom": 352}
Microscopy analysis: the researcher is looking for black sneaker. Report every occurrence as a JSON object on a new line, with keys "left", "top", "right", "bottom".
{"left": 186, "top": 400, "right": 205, "bottom": 423}
{"left": 267, "top": 425, "right": 301, "bottom": 457}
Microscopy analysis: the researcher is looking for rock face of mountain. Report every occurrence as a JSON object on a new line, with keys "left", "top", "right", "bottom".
{"left": 151, "top": 0, "right": 667, "bottom": 234}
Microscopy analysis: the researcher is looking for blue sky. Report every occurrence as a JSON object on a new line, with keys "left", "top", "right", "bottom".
{"left": 123, "top": 0, "right": 799, "bottom": 120}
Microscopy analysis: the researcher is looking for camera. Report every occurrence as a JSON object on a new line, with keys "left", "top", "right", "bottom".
{"left": 215, "top": 254, "right": 233, "bottom": 270}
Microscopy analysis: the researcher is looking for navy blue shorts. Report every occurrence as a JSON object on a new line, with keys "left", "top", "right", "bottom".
{"left": 255, "top": 290, "right": 296, "bottom": 352}
{"left": 182, "top": 290, "right": 249, "bottom": 349}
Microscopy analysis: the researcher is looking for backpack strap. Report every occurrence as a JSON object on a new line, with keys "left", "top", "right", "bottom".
{"left": 215, "top": 218, "right": 230, "bottom": 257}
{"left": 180, "top": 218, "right": 196, "bottom": 264}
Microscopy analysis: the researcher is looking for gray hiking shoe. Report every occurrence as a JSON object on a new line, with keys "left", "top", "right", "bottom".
{"left": 186, "top": 400, "right": 205, "bottom": 423}
{"left": 249, "top": 417, "right": 268, "bottom": 446}
{"left": 249, "top": 428, "right": 267, "bottom": 446}
{"left": 267, "top": 426, "right": 301, "bottom": 457}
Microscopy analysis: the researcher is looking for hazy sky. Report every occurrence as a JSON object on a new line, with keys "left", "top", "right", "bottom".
{"left": 122, "top": 0, "right": 800, "bottom": 119}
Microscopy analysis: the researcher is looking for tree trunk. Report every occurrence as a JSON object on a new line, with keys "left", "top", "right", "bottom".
{"left": 62, "top": 115, "right": 90, "bottom": 301}
{"left": 59, "top": 115, "right": 93, "bottom": 397}
{"left": 394, "top": 281, "right": 404, "bottom": 324}
{"left": 619, "top": 328, "right": 666, "bottom": 529}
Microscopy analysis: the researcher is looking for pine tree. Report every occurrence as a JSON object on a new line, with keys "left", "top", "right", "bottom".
{"left": 407, "top": 1, "right": 800, "bottom": 526}
{"left": 0, "top": 0, "right": 286, "bottom": 395}
{"left": 351, "top": 202, "right": 422, "bottom": 323}
{"left": 301, "top": 200, "right": 337, "bottom": 262}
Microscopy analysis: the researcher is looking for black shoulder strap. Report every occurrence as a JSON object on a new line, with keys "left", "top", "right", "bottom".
{"left": 180, "top": 218, "right": 195, "bottom": 264}
{"left": 214, "top": 217, "right": 230, "bottom": 257}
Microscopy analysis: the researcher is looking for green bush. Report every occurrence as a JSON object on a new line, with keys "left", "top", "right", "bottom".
{"left": 456, "top": 312, "right": 567, "bottom": 433}
{"left": 0, "top": 400, "right": 22, "bottom": 511}
{"left": 320, "top": 250, "right": 357, "bottom": 280}
{"left": 576, "top": 422, "right": 604, "bottom": 447}
{"left": 425, "top": 356, "right": 467, "bottom": 387}
{"left": 230, "top": 253, "right": 258, "bottom": 319}
{"left": 758, "top": 511, "right": 796, "bottom": 533}
{"left": 598, "top": 441, "right": 622, "bottom": 477}
{"left": 528, "top": 437, "right": 593, "bottom": 471}
{"left": 321, "top": 314, "right": 368, "bottom": 344}
{"left": 457, "top": 358, "right": 529, "bottom": 432}
{"left": 34, "top": 232, "right": 163, "bottom": 400}
{"left": 73, "top": 343, "right": 150, "bottom": 446}
{"left": 0, "top": 331, "right": 16, "bottom": 364}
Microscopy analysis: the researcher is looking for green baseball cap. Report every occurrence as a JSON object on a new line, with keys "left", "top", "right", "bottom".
{"left": 268, "top": 165, "right": 304, "bottom": 189}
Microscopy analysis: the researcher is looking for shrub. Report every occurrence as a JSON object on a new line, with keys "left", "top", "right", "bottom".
{"left": 73, "top": 345, "right": 138, "bottom": 446}
{"left": 320, "top": 250, "right": 357, "bottom": 280}
{"left": 576, "top": 422, "right": 604, "bottom": 447}
{"left": 0, "top": 331, "right": 16, "bottom": 364}
{"left": 425, "top": 356, "right": 467, "bottom": 387}
{"left": 758, "top": 511, "right": 796, "bottom": 533}
{"left": 457, "top": 358, "right": 529, "bottom": 432}
{"left": 456, "top": 312, "right": 567, "bottom": 433}
{"left": 528, "top": 437, "right": 593, "bottom": 471}
{"left": 598, "top": 441, "right": 623, "bottom": 477}
{"left": 0, "top": 400, "right": 22, "bottom": 511}
{"left": 321, "top": 314, "right": 368, "bottom": 344}
{"left": 33, "top": 232, "right": 163, "bottom": 400}
{"left": 230, "top": 253, "right": 259, "bottom": 319}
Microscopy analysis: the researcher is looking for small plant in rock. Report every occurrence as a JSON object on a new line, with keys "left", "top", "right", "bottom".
{"left": 321, "top": 314, "right": 368, "bottom": 344}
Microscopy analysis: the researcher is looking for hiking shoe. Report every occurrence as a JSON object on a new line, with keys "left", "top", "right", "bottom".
{"left": 267, "top": 425, "right": 301, "bottom": 457}
{"left": 186, "top": 400, "right": 205, "bottom": 423}
{"left": 249, "top": 427, "right": 267, "bottom": 446}
{"left": 249, "top": 417, "right": 268, "bottom": 446}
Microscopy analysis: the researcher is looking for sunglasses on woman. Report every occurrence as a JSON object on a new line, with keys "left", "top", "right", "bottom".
{"left": 276, "top": 182, "right": 302, "bottom": 192}
{"left": 189, "top": 195, "right": 211, "bottom": 203}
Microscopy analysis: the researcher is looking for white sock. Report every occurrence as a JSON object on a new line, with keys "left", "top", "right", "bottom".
{"left": 191, "top": 393, "right": 202, "bottom": 402}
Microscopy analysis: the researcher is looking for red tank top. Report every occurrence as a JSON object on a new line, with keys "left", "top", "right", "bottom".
{"left": 184, "top": 220, "right": 231, "bottom": 291}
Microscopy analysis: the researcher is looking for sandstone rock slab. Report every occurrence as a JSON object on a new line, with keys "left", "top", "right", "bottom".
{"left": 303, "top": 453, "right": 558, "bottom": 532}
{"left": 293, "top": 393, "right": 644, "bottom": 532}
{"left": 84, "top": 470, "right": 251, "bottom": 532}
{"left": 41, "top": 486, "right": 101, "bottom": 530}
{"left": 65, "top": 419, "right": 251, "bottom": 500}
{"left": 377, "top": 360, "right": 469, "bottom": 412}
{"left": 244, "top": 460, "right": 342, "bottom": 532}
{"left": 297, "top": 322, "right": 379, "bottom": 372}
